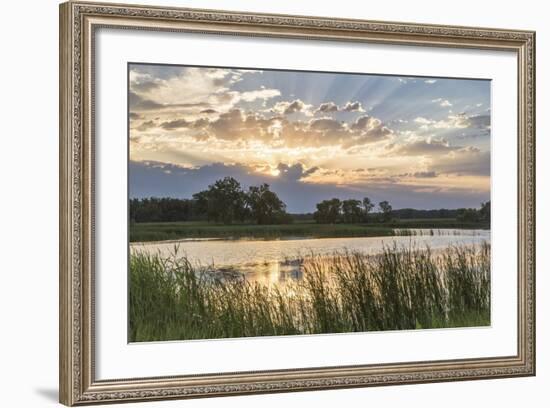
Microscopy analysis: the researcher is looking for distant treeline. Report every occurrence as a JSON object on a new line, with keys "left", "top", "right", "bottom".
{"left": 130, "top": 176, "right": 490, "bottom": 225}
{"left": 297, "top": 208, "right": 485, "bottom": 221}
{"left": 130, "top": 177, "right": 290, "bottom": 225}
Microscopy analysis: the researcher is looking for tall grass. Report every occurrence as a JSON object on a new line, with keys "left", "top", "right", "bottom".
{"left": 129, "top": 219, "right": 489, "bottom": 243}
{"left": 129, "top": 243, "right": 490, "bottom": 342}
{"left": 130, "top": 222, "right": 396, "bottom": 242}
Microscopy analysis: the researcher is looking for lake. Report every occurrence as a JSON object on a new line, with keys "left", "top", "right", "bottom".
{"left": 130, "top": 229, "right": 490, "bottom": 286}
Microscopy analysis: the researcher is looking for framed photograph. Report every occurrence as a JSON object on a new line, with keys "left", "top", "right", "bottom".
{"left": 59, "top": 1, "right": 535, "bottom": 405}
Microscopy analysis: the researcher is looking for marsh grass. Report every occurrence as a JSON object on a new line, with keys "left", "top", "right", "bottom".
{"left": 129, "top": 220, "right": 488, "bottom": 242}
{"left": 129, "top": 243, "right": 490, "bottom": 342}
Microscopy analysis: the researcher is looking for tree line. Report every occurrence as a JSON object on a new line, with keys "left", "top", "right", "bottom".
{"left": 311, "top": 198, "right": 490, "bottom": 224}
{"left": 130, "top": 177, "right": 291, "bottom": 225}
{"left": 130, "top": 176, "right": 490, "bottom": 225}
{"left": 313, "top": 198, "right": 392, "bottom": 224}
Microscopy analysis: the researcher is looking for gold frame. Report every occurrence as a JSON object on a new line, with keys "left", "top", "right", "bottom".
{"left": 59, "top": 1, "right": 536, "bottom": 405}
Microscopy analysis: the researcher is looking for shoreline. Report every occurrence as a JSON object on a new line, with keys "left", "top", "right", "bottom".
{"left": 130, "top": 227, "right": 490, "bottom": 246}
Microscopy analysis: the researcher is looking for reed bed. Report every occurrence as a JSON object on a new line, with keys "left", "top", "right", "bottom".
{"left": 129, "top": 243, "right": 490, "bottom": 342}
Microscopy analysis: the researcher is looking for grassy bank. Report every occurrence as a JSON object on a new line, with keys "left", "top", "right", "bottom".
{"left": 129, "top": 243, "right": 491, "bottom": 342}
{"left": 130, "top": 219, "right": 488, "bottom": 242}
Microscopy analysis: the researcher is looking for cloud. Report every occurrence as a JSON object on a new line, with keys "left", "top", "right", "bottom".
{"left": 130, "top": 160, "right": 333, "bottom": 212}
{"left": 129, "top": 70, "right": 164, "bottom": 93}
{"left": 431, "top": 148, "right": 490, "bottom": 176}
{"left": 438, "top": 113, "right": 491, "bottom": 132}
{"left": 432, "top": 98, "right": 453, "bottom": 107}
{"left": 388, "top": 137, "right": 458, "bottom": 156}
{"left": 388, "top": 138, "right": 490, "bottom": 177}
{"left": 341, "top": 101, "right": 366, "bottom": 112}
{"left": 129, "top": 91, "right": 164, "bottom": 111}
{"left": 315, "top": 102, "right": 339, "bottom": 114}
{"left": 348, "top": 115, "right": 393, "bottom": 142}
{"left": 130, "top": 91, "right": 212, "bottom": 112}
{"left": 276, "top": 163, "right": 319, "bottom": 181}
{"left": 239, "top": 89, "right": 281, "bottom": 102}
{"left": 183, "top": 108, "right": 393, "bottom": 149}
{"left": 135, "top": 120, "right": 157, "bottom": 131}
{"left": 309, "top": 118, "right": 346, "bottom": 132}
{"left": 130, "top": 66, "right": 279, "bottom": 114}
{"left": 272, "top": 99, "right": 311, "bottom": 115}
{"left": 204, "top": 109, "right": 282, "bottom": 141}
{"left": 414, "top": 117, "right": 434, "bottom": 125}
{"left": 130, "top": 159, "right": 489, "bottom": 212}
{"left": 413, "top": 113, "right": 491, "bottom": 132}
{"left": 412, "top": 171, "right": 437, "bottom": 178}
{"left": 286, "top": 115, "right": 392, "bottom": 148}
{"left": 313, "top": 101, "right": 365, "bottom": 114}
{"left": 160, "top": 118, "right": 190, "bottom": 130}
{"left": 128, "top": 64, "right": 491, "bottom": 211}
{"left": 465, "top": 114, "right": 491, "bottom": 129}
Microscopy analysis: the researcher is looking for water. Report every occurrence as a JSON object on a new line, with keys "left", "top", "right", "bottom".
{"left": 131, "top": 229, "right": 490, "bottom": 286}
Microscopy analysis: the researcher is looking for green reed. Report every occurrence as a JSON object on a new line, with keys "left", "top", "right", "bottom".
{"left": 129, "top": 243, "right": 491, "bottom": 342}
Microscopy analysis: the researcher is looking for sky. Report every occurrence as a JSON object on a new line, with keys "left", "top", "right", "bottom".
{"left": 128, "top": 63, "right": 491, "bottom": 213}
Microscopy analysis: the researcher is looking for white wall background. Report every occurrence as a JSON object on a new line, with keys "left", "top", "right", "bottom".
{"left": 0, "top": 0, "right": 545, "bottom": 406}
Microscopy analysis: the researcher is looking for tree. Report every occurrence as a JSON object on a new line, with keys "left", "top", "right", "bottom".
{"left": 457, "top": 208, "right": 480, "bottom": 222}
{"left": 342, "top": 199, "right": 363, "bottom": 223}
{"left": 313, "top": 198, "right": 342, "bottom": 224}
{"left": 362, "top": 197, "right": 375, "bottom": 222}
{"left": 479, "top": 201, "right": 491, "bottom": 223}
{"left": 246, "top": 183, "right": 289, "bottom": 224}
{"left": 191, "top": 190, "right": 210, "bottom": 221}
{"left": 129, "top": 197, "right": 195, "bottom": 223}
{"left": 379, "top": 200, "right": 393, "bottom": 222}
{"left": 193, "top": 177, "right": 248, "bottom": 224}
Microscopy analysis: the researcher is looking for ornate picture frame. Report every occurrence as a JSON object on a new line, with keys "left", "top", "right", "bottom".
{"left": 59, "top": 1, "right": 535, "bottom": 405}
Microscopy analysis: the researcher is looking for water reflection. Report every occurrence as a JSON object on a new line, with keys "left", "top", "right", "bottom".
{"left": 131, "top": 229, "right": 490, "bottom": 287}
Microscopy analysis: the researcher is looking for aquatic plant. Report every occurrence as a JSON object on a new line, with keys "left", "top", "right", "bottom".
{"left": 129, "top": 243, "right": 491, "bottom": 342}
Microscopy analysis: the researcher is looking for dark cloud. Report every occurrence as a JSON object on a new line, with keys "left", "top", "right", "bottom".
{"left": 160, "top": 118, "right": 190, "bottom": 130}
{"left": 200, "top": 108, "right": 218, "bottom": 114}
{"left": 342, "top": 101, "right": 365, "bottom": 112}
{"left": 273, "top": 99, "right": 310, "bottom": 115}
{"left": 130, "top": 160, "right": 489, "bottom": 212}
{"left": 135, "top": 120, "right": 157, "bottom": 131}
{"left": 340, "top": 116, "right": 393, "bottom": 147}
{"left": 309, "top": 118, "right": 345, "bottom": 132}
{"left": 276, "top": 163, "right": 319, "bottom": 181}
{"left": 314, "top": 101, "right": 365, "bottom": 114}
{"left": 192, "top": 117, "right": 210, "bottom": 129}
{"left": 130, "top": 160, "right": 328, "bottom": 212}
{"left": 467, "top": 114, "right": 491, "bottom": 129}
{"left": 315, "top": 102, "right": 338, "bottom": 114}
{"left": 412, "top": 171, "right": 437, "bottom": 178}
{"left": 284, "top": 100, "right": 307, "bottom": 114}
{"left": 129, "top": 112, "right": 143, "bottom": 120}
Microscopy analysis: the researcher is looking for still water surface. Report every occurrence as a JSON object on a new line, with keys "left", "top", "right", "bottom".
{"left": 131, "top": 229, "right": 490, "bottom": 286}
